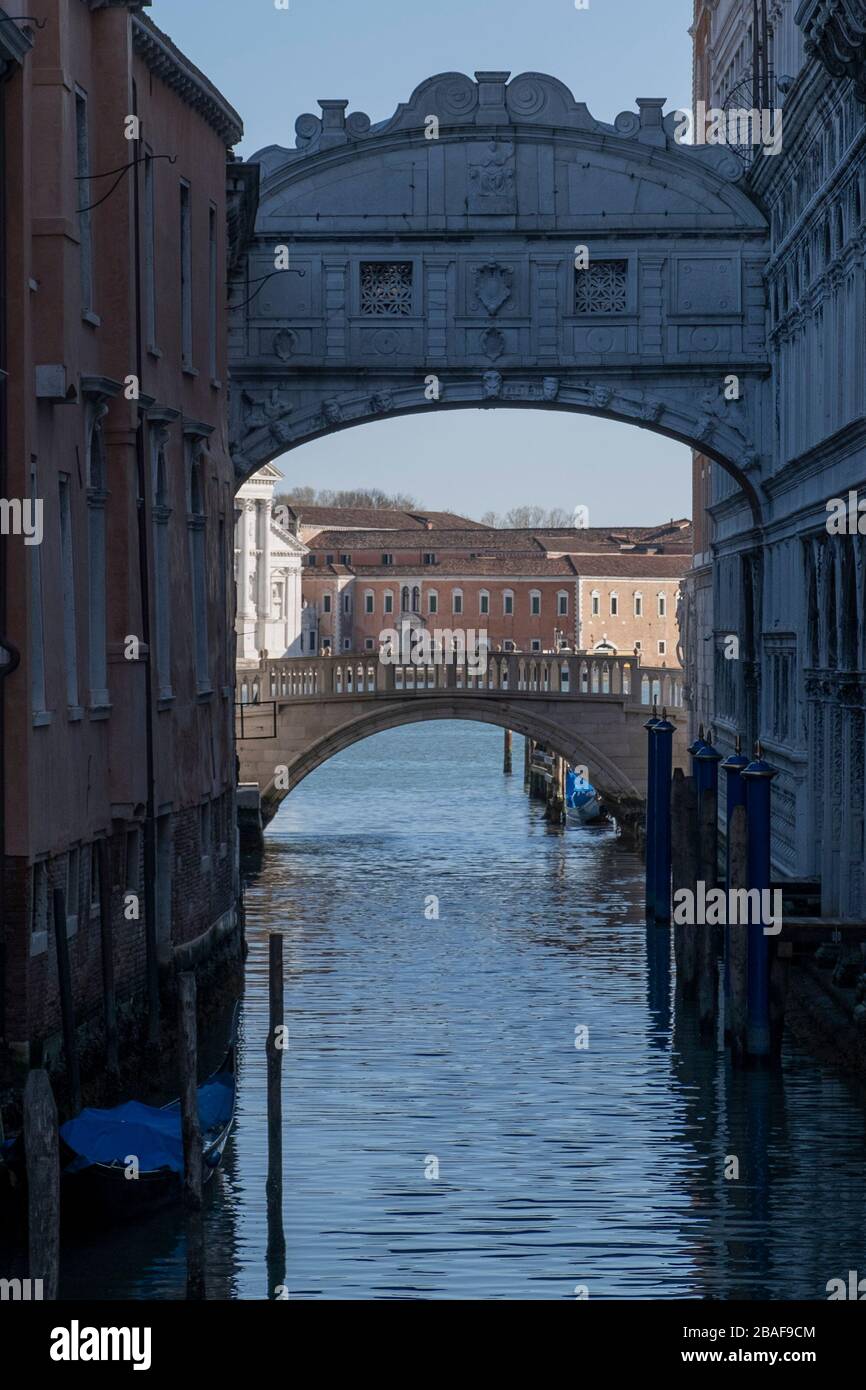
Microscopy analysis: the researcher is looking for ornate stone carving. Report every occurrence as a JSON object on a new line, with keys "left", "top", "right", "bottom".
{"left": 575, "top": 260, "right": 628, "bottom": 314}
{"left": 482, "top": 371, "right": 503, "bottom": 400}
{"left": 360, "top": 262, "right": 413, "bottom": 316}
{"left": 370, "top": 391, "right": 393, "bottom": 414}
{"left": 481, "top": 327, "right": 506, "bottom": 360}
{"left": 273, "top": 329, "right": 298, "bottom": 361}
{"left": 269, "top": 418, "right": 294, "bottom": 447}
{"left": 474, "top": 263, "right": 513, "bottom": 315}
{"left": 542, "top": 376, "right": 560, "bottom": 402}
{"left": 322, "top": 399, "right": 343, "bottom": 425}
{"left": 468, "top": 142, "right": 516, "bottom": 213}
{"left": 592, "top": 385, "right": 613, "bottom": 409}
{"left": 243, "top": 387, "right": 293, "bottom": 430}
{"left": 640, "top": 396, "right": 664, "bottom": 422}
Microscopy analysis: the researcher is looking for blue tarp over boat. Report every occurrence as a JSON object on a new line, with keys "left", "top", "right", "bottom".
{"left": 60, "top": 1075, "right": 234, "bottom": 1174}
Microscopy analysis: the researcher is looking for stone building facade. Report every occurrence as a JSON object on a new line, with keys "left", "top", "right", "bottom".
{"left": 0, "top": 2, "right": 256, "bottom": 1066}
{"left": 235, "top": 464, "right": 307, "bottom": 666}
{"left": 686, "top": 0, "right": 866, "bottom": 913}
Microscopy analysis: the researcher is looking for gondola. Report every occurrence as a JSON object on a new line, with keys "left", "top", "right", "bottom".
{"left": 1, "top": 1006, "right": 239, "bottom": 1223}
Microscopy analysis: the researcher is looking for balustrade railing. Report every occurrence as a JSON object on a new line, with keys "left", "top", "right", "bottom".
{"left": 240, "top": 652, "right": 684, "bottom": 710}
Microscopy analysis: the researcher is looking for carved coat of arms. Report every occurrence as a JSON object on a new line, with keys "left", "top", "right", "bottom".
{"left": 474, "top": 263, "right": 513, "bottom": 316}
{"left": 468, "top": 142, "right": 516, "bottom": 213}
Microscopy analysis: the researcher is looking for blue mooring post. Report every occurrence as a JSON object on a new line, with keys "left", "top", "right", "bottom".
{"left": 741, "top": 744, "right": 778, "bottom": 1058}
{"left": 644, "top": 704, "right": 660, "bottom": 918}
{"left": 720, "top": 736, "right": 749, "bottom": 1010}
{"left": 688, "top": 726, "right": 707, "bottom": 784}
{"left": 651, "top": 710, "right": 675, "bottom": 923}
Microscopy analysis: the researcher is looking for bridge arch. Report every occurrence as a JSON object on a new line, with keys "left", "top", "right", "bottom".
{"left": 229, "top": 70, "right": 771, "bottom": 522}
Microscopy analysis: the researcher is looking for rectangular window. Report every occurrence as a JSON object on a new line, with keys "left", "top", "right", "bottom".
{"left": 58, "top": 475, "right": 78, "bottom": 709}
{"left": 480, "top": 593, "right": 489, "bottom": 615}
{"left": 531, "top": 639, "right": 541, "bottom": 652}
{"left": 30, "top": 465, "right": 46, "bottom": 716}
{"left": 658, "top": 594, "right": 667, "bottom": 617}
{"left": 308, "top": 554, "right": 316, "bottom": 567}
{"left": 610, "top": 594, "right": 618, "bottom": 616}
{"left": 428, "top": 592, "right": 438, "bottom": 614}
{"left": 504, "top": 593, "right": 514, "bottom": 616}
{"left": 180, "top": 181, "right": 193, "bottom": 367}
{"left": 658, "top": 640, "right": 667, "bottom": 656}
{"left": 634, "top": 640, "right": 642, "bottom": 651}
{"left": 343, "top": 594, "right": 351, "bottom": 614}
{"left": 384, "top": 593, "right": 393, "bottom": 614}
{"left": 144, "top": 152, "right": 157, "bottom": 350}
{"left": 323, "top": 594, "right": 332, "bottom": 613}
{"left": 360, "top": 261, "right": 413, "bottom": 315}
{"left": 75, "top": 90, "right": 94, "bottom": 315}
{"left": 208, "top": 203, "right": 218, "bottom": 380}
{"left": 365, "top": 638, "right": 374, "bottom": 651}
{"left": 365, "top": 593, "right": 374, "bottom": 614}
{"left": 340, "top": 553, "right": 351, "bottom": 566}
{"left": 574, "top": 259, "right": 628, "bottom": 314}
{"left": 326, "top": 554, "right": 334, "bottom": 565}
{"left": 423, "top": 552, "right": 436, "bottom": 565}
{"left": 558, "top": 593, "right": 568, "bottom": 616}
{"left": 634, "top": 594, "right": 643, "bottom": 617}
{"left": 381, "top": 553, "right": 393, "bottom": 566}
{"left": 531, "top": 594, "right": 541, "bottom": 616}
{"left": 591, "top": 593, "right": 600, "bottom": 616}
{"left": 343, "top": 638, "right": 351, "bottom": 651}
{"left": 453, "top": 593, "right": 463, "bottom": 615}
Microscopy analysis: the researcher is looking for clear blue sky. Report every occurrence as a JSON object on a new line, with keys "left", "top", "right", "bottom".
{"left": 150, "top": 0, "right": 694, "bottom": 525}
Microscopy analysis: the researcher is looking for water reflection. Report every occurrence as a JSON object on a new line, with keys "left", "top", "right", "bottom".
{"left": 9, "top": 721, "right": 865, "bottom": 1300}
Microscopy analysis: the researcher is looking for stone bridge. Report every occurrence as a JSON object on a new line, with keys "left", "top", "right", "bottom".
{"left": 236, "top": 652, "right": 687, "bottom": 830}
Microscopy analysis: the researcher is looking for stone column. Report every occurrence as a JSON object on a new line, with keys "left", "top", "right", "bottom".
{"left": 238, "top": 501, "right": 254, "bottom": 620}
{"left": 260, "top": 499, "right": 272, "bottom": 623}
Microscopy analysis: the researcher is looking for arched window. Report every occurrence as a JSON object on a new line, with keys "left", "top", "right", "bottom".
{"left": 479, "top": 589, "right": 490, "bottom": 616}
{"left": 364, "top": 589, "right": 374, "bottom": 615}
{"left": 427, "top": 588, "right": 438, "bottom": 615}
{"left": 633, "top": 591, "right": 643, "bottom": 617}
{"left": 556, "top": 590, "right": 568, "bottom": 617}
{"left": 412, "top": 586, "right": 420, "bottom": 613}
{"left": 384, "top": 589, "right": 394, "bottom": 615}
{"left": 609, "top": 591, "right": 618, "bottom": 616}
{"left": 591, "top": 589, "right": 600, "bottom": 616}
{"left": 401, "top": 585, "right": 410, "bottom": 612}
{"left": 452, "top": 588, "right": 463, "bottom": 615}
{"left": 529, "top": 589, "right": 541, "bottom": 617}
{"left": 503, "top": 589, "right": 514, "bottom": 616}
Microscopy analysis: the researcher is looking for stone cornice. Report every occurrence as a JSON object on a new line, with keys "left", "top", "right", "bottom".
{"left": 796, "top": 0, "right": 866, "bottom": 102}
{"left": 0, "top": 8, "right": 34, "bottom": 72}
{"left": 131, "top": 13, "right": 243, "bottom": 147}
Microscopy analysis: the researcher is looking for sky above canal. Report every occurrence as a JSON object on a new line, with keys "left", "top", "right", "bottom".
{"left": 149, "top": 0, "right": 694, "bottom": 524}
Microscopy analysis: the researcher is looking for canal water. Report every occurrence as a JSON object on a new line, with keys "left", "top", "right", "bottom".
{"left": 53, "top": 722, "right": 866, "bottom": 1298}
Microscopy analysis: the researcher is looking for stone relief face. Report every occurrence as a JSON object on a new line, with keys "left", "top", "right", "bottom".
{"left": 542, "top": 376, "right": 560, "bottom": 402}
{"left": 482, "top": 371, "right": 503, "bottom": 399}
{"left": 370, "top": 391, "right": 393, "bottom": 414}
{"left": 322, "top": 399, "right": 342, "bottom": 424}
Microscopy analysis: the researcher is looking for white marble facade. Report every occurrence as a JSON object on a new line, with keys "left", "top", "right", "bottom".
{"left": 235, "top": 464, "right": 307, "bottom": 665}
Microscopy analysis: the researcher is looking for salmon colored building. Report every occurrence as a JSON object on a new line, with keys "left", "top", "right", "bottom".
{"left": 0, "top": 2, "right": 257, "bottom": 1073}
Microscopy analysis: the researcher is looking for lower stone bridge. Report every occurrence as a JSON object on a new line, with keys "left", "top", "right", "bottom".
{"left": 236, "top": 652, "right": 687, "bottom": 835}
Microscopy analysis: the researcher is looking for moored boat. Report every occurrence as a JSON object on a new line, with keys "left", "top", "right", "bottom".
{"left": 565, "top": 769, "right": 602, "bottom": 825}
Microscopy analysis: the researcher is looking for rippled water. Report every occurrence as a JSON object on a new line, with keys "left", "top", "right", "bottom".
{"left": 34, "top": 723, "right": 866, "bottom": 1298}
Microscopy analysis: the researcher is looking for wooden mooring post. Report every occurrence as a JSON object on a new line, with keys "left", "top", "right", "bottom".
{"left": 503, "top": 728, "right": 513, "bottom": 775}
{"left": 697, "top": 786, "right": 718, "bottom": 1037}
{"left": 727, "top": 803, "right": 749, "bottom": 1064}
{"left": 24, "top": 1069, "right": 60, "bottom": 1301}
{"left": 266, "top": 932, "right": 286, "bottom": 1296}
{"left": 52, "top": 888, "right": 81, "bottom": 1113}
{"left": 670, "top": 769, "right": 698, "bottom": 997}
{"left": 177, "top": 970, "right": 205, "bottom": 1299}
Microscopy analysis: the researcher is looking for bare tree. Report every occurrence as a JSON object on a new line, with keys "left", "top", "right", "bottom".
{"left": 275, "top": 486, "right": 421, "bottom": 511}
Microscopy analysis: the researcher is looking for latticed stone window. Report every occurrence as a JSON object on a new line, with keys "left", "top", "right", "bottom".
{"left": 574, "top": 259, "right": 628, "bottom": 313}
{"left": 360, "top": 261, "right": 413, "bottom": 315}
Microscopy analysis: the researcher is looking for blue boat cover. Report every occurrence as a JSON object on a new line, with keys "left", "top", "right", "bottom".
{"left": 566, "top": 770, "right": 597, "bottom": 808}
{"left": 60, "top": 1075, "right": 233, "bottom": 1174}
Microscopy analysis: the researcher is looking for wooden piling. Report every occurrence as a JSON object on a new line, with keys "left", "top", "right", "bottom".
{"left": 24, "top": 1069, "right": 59, "bottom": 1301}
{"left": 97, "top": 839, "right": 120, "bottom": 1088}
{"left": 52, "top": 888, "right": 80, "bottom": 1113}
{"left": 670, "top": 770, "right": 698, "bottom": 997}
{"left": 503, "top": 728, "right": 513, "bottom": 775}
{"left": 727, "top": 803, "right": 749, "bottom": 1064}
{"left": 266, "top": 933, "right": 286, "bottom": 1294}
{"left": 177, "top": 970, "right": 204, "bottom": 1298}
{"left": 523, "top": 736, "right": 532, "bottom": 789}
{"left": 697, "top": 786, "right": 718, "bottom": 1036}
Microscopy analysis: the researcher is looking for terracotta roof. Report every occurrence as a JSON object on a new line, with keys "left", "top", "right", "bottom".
{"left": 291, "top": 506, "right": 482, "bottom": 531}
{"left": 576, "top": 554, "right": 691, "bottom": 578}
{"left": 350, "top": 556, "right": 580, "bottom": 578}
{"left": 309, "top": 522, "right": 693, "bottom": 554}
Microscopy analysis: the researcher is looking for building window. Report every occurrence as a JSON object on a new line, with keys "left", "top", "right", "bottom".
{"left": 180, "top": 181, "right": 193, "bottom": 368}
{"left": 530, "top": 590, "right": 541, "bottom": 616}
{"left": 381, "top": 553, "right": 393, "bottom": 566}
{"left": 144, "top": 151, "right": 157, "bottom": 350}
{"left": 30, "top": 464, "right": 46, "bottom": 717}
{"left": 86, "top": 414, "right": 108, "bottom": 708}
{"left": 428, "top": 590, "right": 438, "bottom": 615}
{"left": 365, "top": 637, "right": 374, "bottom": 651}
{"left": 658, "top": 640, "right": 666, "bottom": 656}
{"left": 307, "top": 554, "right": 316, "bottom": 567}
{"left": 591, "top": 590, "right": 600, "bottom": 616}
{"left": 503, "top": 639, "right": 515, "bottom": 651}
{"left": 326, "top": 554, "right": 334, "bottom": 565}
{"left": 423, "top": 552, "right": 437, "bottom": 565}
{"left": 187, "top": 442, "right": 209, "bottom": 692}
{"left": 479, "top": 590, "right": 490, "bottom": 615}
{"left": 75, "top": 90, "right": 94, "bottom": 316}
{"left": 401, "top": 585, "right": 410, "bottom": 612}
{"left": 343, "top": 593, "right": 352, "bottom": 615}
{"left": 360, "top": 261, "right": 413, "bottom": 315}
{"left": 412, "top": 586, "right": 420, "bottom": 613}
{"left": 503, "top": 590, "right": 514, "bottom": 616}
{"left": 384, "top": 590, "right": 394, "bottom": 615}
{"left": 557, "top": 591, "right": 568, "bottom": 617}
{"left": 634, "top": 639, "right": 642, "bottom": 652}
{"left": 340, "top": 553, "right": 351, "bottom": 565}
{"left": 574, "top": 259, "right": 627, "bottom": 314}
{"left": 364, "top": 590, "right": 374, "bottom": 614}
{"left": 152, "top": 437, "right": 172, "bottom": 699}
{"left": 343, "top": 637, "right": 351, "bottom": 651}
{"left": 610, "top": 592, "right": 619, "bottom": 616}
{"left": 634, "top": 592, "right": 643, "bottom": 617}
{"left": 657, "top": 593, "right": 667, "bottom": 618}
{"left": 531, "top": 639, "right": 541, "bottom": 653}
{"left": 208, "top": 203, "right": 218, "bottom": 381}
{"left": 323, "top": 593, "right": 332, "bottom": 614}
{"left": 58, "top": 475, "right": 79, "bottom": 710}
{"left": 452, "top": 589, "right": 463, "bottom": 615}
{"left": 322, "top": 637, "right": 331, "bottom": 651}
